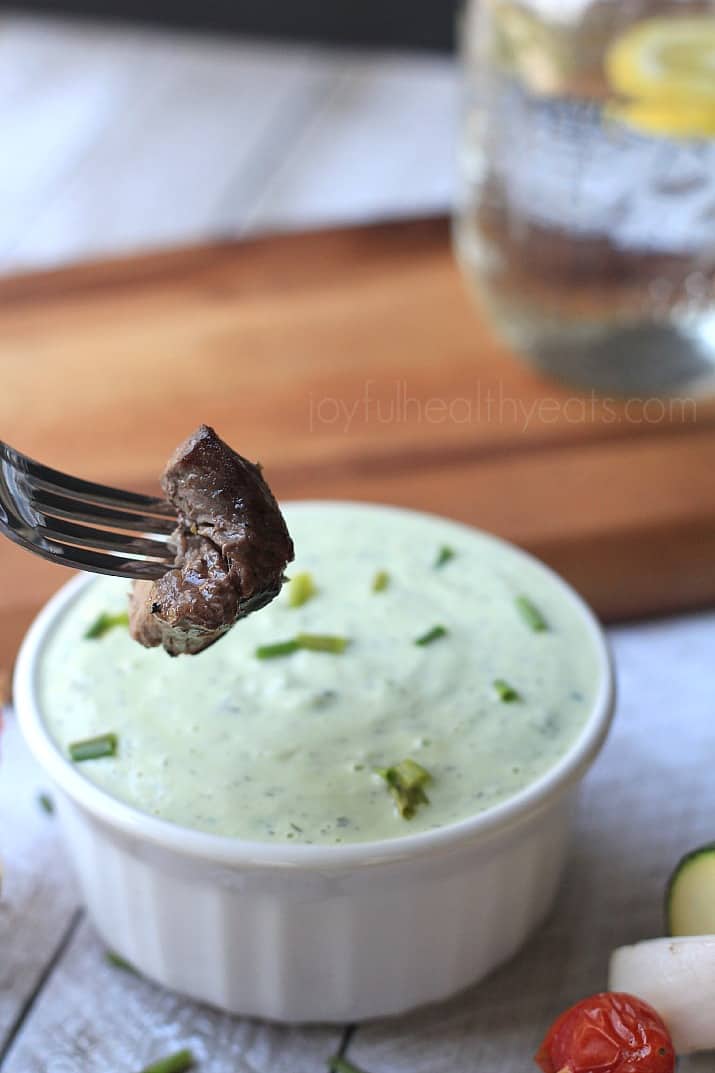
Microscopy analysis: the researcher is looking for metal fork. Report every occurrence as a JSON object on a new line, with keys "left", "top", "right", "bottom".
{"left": 0, "top": 441, "right": 177, "bottom": 580}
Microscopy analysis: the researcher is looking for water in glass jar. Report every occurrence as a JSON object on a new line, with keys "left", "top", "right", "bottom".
{"left": 455, "top": 1, "right": 715, "bottom": 395}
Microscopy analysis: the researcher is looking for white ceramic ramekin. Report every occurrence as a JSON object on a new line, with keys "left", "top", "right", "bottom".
{"left": 14, "top": 506, "right": 615, "bottom": 1023}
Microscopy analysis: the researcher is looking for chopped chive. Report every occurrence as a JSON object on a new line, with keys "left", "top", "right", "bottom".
{"left": 329, "top": 1058, "right": 373, "bottom": 1073}
{"left": 84, "top": 611, "right": 129, "bottom": 640}
{"left": 515, "top": 595, "right": 548, "bottom": 632}
{"left": 37, "top": 792, "right": 55, "bottom": 815}
{"left": 256, "top": 635, "right": 349, "bottom": 658}
{"left": 255, "top": 639, "right": 300, "bottom": 659}
{"left": 139, "top": 1049, "right": 195, "bottom": 1073}
{"left": 434, "top": 545, "right": 455, "bottom": 569}
{"left": 493, "top": 678, "right": 521, "bottom": 702}
{"left": 296, "top": 633, "right": 349, "bottom": 654}
{"left": 372, "top": 570, "right": 390, "bottom": 593}
{"left": 69, "top": 733, "right": 118, "bottom": 762}
{"left": 287, "top": 571, "right": 317, "bottom": 608}
{"left": 105, "top": 949, "right": 139, "bottom": 974}
{"left": 415, "top": 624, "right": 447, "bottom": 647}
{"left": 376, "top": 758, "right": 432, "bottom": 819}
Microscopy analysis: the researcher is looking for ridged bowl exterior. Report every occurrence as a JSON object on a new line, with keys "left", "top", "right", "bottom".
{"left": 54, "top": 784, "right": 574, "bottom": 1022}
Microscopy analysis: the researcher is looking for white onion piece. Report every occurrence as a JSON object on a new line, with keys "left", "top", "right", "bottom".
{"left": 609, "top": 936, "right": 715, "bottom": 1054}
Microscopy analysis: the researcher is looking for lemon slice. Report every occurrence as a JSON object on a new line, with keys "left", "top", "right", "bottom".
{"left": 606, "top": 15, "right": 715, "bottom": 103}
{"left": 606, "top": 15, "right": 715, "bottom": 136}
{"left": 607, "top": 98, "right": 715, "bottom": 138}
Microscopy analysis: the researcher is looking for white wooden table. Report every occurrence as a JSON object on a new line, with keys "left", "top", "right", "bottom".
{"left": 1, "top": 14, "right": 714, "bottom": 1073}
{"left": 4, "top": 612, "right": 715, "bottom": 1073}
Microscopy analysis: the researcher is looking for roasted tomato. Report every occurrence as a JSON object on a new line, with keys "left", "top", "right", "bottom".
{"left": 535, "top": 991, "right": 676, "bottom": 1073}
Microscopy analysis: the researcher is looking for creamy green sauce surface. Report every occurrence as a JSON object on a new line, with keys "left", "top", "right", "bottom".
{"left": 39, "top": 503, "right": 602, "bottom": 845}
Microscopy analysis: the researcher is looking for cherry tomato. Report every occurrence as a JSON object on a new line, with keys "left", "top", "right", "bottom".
{"left": 535, "top": 991, "right": 676, "bottom": 1073}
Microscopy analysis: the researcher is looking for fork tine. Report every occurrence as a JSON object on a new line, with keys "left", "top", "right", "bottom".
{"left": 0, "top": 452, "right": 175, "bottom": 558}
{"left": 26, "top": 486, "right": 177, "bottom": 535}
{"left": 0, "top": 441, "right": 174, "bottom": 515}
{"left": 33, "top": 516, "right": 173, "bottom": 560}
{"left": 0, "top": 518, "right": 170, "bottom": 580}
{"left": 0, "top": 440, "right": 176, "bottom": 581}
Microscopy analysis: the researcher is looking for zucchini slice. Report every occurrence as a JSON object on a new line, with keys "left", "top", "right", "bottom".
{"left": 666, "top": 842, "right": 715, "bottom": 936}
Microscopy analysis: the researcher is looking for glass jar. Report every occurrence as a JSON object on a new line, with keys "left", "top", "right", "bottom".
{"left": 454, "top": 0, "right": 715, "bottom": 396}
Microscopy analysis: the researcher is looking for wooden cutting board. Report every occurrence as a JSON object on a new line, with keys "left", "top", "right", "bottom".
{"left": 2, "top": 215, "right": 715, "bottom": 680}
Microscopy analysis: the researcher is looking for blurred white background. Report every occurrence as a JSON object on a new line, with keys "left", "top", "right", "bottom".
{"left": 0, "top": 13, "right": 456, "bottom": 274}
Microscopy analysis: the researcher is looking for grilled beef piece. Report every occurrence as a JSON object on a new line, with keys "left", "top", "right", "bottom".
{"left": 129, "top": 425, "right": 293, "bottom": 656}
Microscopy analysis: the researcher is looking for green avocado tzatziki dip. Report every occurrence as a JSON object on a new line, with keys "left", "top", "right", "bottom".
{"left": 39, "top": 502, "right": 602, "bottom": 846}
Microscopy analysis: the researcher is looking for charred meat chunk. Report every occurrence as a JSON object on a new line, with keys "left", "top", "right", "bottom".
{"left": 129, "top": 425, "right": 293, "bottom": 656}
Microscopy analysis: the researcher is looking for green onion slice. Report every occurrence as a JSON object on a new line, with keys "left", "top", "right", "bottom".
{"left": 255, "top": 639, "right": 300, "bottom": 659}
{"left": 434, "top": 545, "right": 455, "bottom": 568}
{"left": 415, "top": 624, "right": 447, "bottom": 647}
{"left": 105, "top": 949, "right": 139, "bottom": 974}
{"left": 515, "top": 595, "right": 548, "bottom": 632}
{"left": 69, "top": 733, "right": 118, "bottom": 762}
{"left": 287, "top": 571, "right": 317, "bottom": 608}
{"left": 295, "top": 633, "right": 349, "bottom": 654}
{"left": 376, "top": 758, "right": 432, "bottom": 819}
{"left": 37, "top": 792, "right": 55, "bottom": 815}
{"left": 493, "top": 678, "right": 521, "bottom": 702}
{"left": 328, "top": 1058, "right": 373, "bottom": 1073}
{"left": 256, "top": 634, "right": 349, "bottom": 658}
{"left": 84, "top": 611, "right": 129, "bottom": 640}
{"left": 139, "top": 1049, "right": 195, "bottom": 1073}
{"left": 372, "top": 570, "right": 390, "bottom": 593}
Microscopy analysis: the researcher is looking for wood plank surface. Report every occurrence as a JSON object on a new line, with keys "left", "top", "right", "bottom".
{"left": 1, "top": 216, "right": 714, "bottom": 680}
{"left": 0, "top": 714, "right": 81, "bottom": 1059}
{"left": 2, "top": 910, "right": 342, "bottom": 1073}
{"left": 0, "top": 711, "right": 344, "bottom": 1072}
